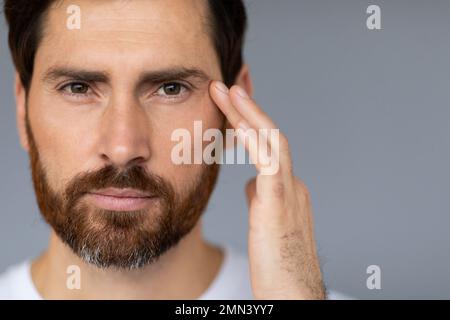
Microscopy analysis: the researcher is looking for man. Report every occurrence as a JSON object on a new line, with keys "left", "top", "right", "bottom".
{"left": 0, "top": 0, "right": 341, "bottom": 299}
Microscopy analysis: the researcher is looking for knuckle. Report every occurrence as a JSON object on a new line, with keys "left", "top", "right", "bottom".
{"left": 272, "top": 181, "right": 286, "bottom": 198}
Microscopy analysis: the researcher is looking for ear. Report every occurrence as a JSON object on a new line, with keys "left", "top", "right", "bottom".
{"left": 15, "top": 73, "right": 30, "bottom": 152}
{"left": 233, "top": 63, "right": 253, "bottom": 98}
{"left": 224, "top": 64, "right": 254, "bottom": 149}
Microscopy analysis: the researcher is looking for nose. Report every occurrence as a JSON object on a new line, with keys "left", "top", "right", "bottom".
{"left": 98, "top": 95, "right": 151, "bottom": 169}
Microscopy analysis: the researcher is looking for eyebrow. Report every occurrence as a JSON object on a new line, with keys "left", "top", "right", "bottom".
{"left": 41, "top": 66, "right": 211, "bottom": 87}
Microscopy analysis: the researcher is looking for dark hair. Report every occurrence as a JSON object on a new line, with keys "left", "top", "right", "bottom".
{"left": 3, "top": 0, "right": 247, "bottom": 91}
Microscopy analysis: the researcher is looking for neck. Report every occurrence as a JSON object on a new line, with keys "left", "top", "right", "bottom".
{"left": 31, "top": 220, "right": 224, "bottom": 299}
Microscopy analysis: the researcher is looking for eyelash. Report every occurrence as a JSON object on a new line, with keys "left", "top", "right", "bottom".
{"left": 58, "top": 81, "right": 93, "bottom": 99}
{"left": 153, "top": 82, "right": 191, "bottom": 101}
{"left": 57, "top": 81, "right": 192, "bottom": 101}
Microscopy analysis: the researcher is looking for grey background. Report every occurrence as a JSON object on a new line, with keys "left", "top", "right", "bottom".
{"left": 1, "top": 0, "right": 449, "bottom": 299}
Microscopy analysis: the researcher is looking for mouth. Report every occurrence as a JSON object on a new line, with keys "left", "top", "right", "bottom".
{"left": 85, "top": 188, "right": 157, "bottom": 211}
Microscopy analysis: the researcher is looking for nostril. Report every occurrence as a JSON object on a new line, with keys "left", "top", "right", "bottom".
{"left": 128, "top": 156, "right": 147, "bottom": 167}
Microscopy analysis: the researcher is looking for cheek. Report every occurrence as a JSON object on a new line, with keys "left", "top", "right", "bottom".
{"left": 147, "top": 90, "right": 222, "bottom": 188}
{"left": 27, "top": 98, "right": 94, "bottom": 191}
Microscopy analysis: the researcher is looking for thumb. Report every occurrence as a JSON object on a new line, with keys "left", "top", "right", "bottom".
{"left": 245, "top": 177, "right": 257, "bottom": 207}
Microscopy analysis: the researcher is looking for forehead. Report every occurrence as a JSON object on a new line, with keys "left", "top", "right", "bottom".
{"left": 35, "top": 0, "right": 218, "bottom": 77}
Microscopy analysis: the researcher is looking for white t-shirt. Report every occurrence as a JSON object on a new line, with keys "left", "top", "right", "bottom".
{"left": 0, "top": 245, "right": 348, "bottom": 300}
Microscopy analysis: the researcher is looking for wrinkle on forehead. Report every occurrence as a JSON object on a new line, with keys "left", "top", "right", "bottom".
{"left": 34, "top": 0, "right": 221, "bottom": 84}
{"left": 44, "top": 0, "right": 210, "bottom": 42}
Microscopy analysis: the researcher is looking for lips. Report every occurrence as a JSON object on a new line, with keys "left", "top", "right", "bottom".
{"left": 90, "top": 187, "right": 153, "bottom": 198}
{"left": 86, "top": 188, "right": 156, "bottom": 211}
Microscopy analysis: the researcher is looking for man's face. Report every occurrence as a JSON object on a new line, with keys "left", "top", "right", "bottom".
{"left": 25, "top": 0, "right": 223, "bottom": 269}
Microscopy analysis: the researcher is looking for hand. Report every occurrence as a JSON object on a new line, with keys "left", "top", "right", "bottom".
{"left": 209, "top": 81, "right": 326, "bottom": 300}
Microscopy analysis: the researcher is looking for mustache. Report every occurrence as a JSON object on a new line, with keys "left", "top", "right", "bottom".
{"left": 63, "top": 165, "right": 173, "bottom": 205}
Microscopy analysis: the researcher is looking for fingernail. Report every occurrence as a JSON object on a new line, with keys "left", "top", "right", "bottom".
{"left": 214, "top": 81, "right": 229, "bottom": 94}
{"left": 236, "top": 86, "right": 249, "bottom": 99}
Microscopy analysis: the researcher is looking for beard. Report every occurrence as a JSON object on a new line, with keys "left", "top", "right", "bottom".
{"left": 25, "top": 117, "right": 220, "bottom": 270}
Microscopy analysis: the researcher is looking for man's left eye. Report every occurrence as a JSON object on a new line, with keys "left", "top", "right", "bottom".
{"left": 156, "top": 82, "right": 187, "bottom": 96}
